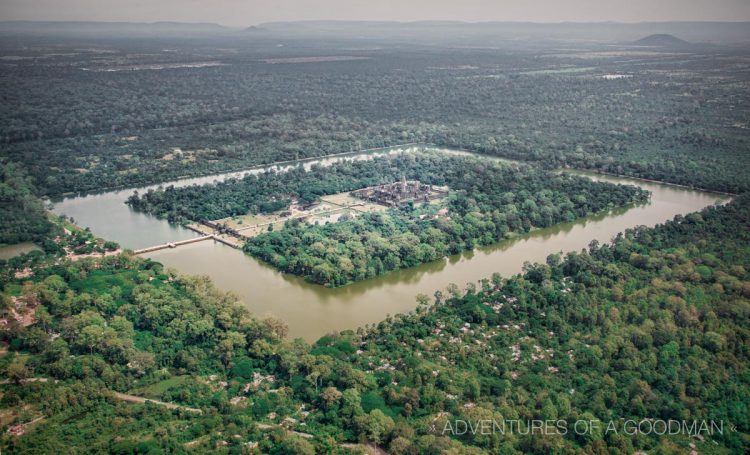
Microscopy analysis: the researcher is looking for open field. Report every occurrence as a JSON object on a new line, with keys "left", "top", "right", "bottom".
{"left": 321, "top": 193, "right": 390, "bottom": 213}
{"left": 307, "top": 208, "right": 357, "bottom": 225}
{"left": 219, "top": 201, "right": 340, "bottom": 230}
{"left": 205, "top": 188, "right": 421, "bottom": 240}
{"left": 221, "top": 212, "right": 295, "bottom": 230}
{"left": 319, "top": 193, "right": 362, "bottom": 207}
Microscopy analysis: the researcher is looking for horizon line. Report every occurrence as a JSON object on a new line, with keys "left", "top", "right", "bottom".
{"left": 2, "top": 19, "right": 750, "bottom": 28}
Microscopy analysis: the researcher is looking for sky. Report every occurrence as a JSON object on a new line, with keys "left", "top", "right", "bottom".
{"left": 1, "top": 0, "right": 750, "bottom": 27}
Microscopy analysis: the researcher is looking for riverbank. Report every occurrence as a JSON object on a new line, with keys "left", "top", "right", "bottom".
{"left": 567, "top": 168, "right": 738, "bottom": 197}
{"left": 146, "top": 172, "right": 726, "bottom": 340}
{"left": 47, "top": 146, "right": 728, "bottom": 340}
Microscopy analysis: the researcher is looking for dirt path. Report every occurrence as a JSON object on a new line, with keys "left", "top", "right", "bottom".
{"left": 1, "top": 378, "right": 199, "bottom": 417}
{"left": 0, "top": 377, "right": 53, "bottom": 385}
{"left": 110, "top": 391, "right": 202, "bottom": 414}
{"left": 5, "top": 380, "right": 383, "bottom": 451}
{"left": 256, "top": 423, "right": 386, "bottom": 453}
{"left": 341, "top": 442, "right": 389, "bottom": 455}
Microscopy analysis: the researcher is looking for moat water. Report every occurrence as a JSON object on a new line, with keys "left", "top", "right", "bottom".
{"left": 0, "top": 242, "right": 42, "bottom": 260}
{"left": 51, "top": 147, "right": 729, "bottom": 341}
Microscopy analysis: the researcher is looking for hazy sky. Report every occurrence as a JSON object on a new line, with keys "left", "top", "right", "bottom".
{"left": 2, "top": 0, "right": 749, "bottom": 27}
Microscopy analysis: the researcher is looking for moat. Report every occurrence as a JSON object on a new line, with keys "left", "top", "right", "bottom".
{"left": 51, "top": 146, "right": 729, "bottom": 341}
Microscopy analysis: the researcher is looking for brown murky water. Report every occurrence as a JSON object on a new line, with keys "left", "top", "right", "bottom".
{"left": 52, "top": 148, "right": 728, "bottom": 341}
{"left": 146, "top": 170, "right": 728, "bottom": 341}
{"left": 0, "top": 242, "right": 41, "bottom": 260}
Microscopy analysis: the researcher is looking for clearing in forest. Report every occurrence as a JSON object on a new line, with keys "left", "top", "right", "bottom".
{"left": 204, "top": 182, "right": 444, "bottom": 240}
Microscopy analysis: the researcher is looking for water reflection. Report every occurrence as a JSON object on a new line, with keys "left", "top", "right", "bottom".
{"left": 49, "top": 148, "right": 729, "bottom": 341}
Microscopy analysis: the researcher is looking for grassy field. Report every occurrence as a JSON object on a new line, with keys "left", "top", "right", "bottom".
{"left": 350, "top": 203, "right": 389, "bottom": 214}
{"left": 234, "top": 221, "right": 288, "bottom": 238}
{"left": 208, "top": 190, "right": 392, "bottom": 238}
{"left": 319, "top": 193, "right": 361, "bottom": 206}
{"left": 218, "top": 201, "right": 341, "bottom": 230}
{"left": 192, "top": 187, "right": 445, "bottom": 242}
{"left": 320, "top": 193, "right": 388, "bottom": 213}
{"left": 129, "top": 376, "right": 191, "bottom": 399}
{"left": 307, "top": 208, "right": 356, "bottom": 225}
{"left": 220, "top": 213, "right": 278, "bottom": 229}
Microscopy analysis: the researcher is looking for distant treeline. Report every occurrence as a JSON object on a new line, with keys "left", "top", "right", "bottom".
{"left": 1, "top": 37, "right": 748, "bottom": 196}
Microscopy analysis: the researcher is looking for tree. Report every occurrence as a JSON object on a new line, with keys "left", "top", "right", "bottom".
{"left": 128, "top": 350, "right": 156, "bottom": 376}
{"left": 355, "top": 409, "right": 395, "bottom": 445}
{"left": 79, "top": 325, "right": 108, "bottom": 355}
{"left": 272, "top": 435, "right": 315, "bottom": 455}
{"left": 320, "top": 387, "right": 343, "bottom": 409}
{"left": 5, "top": 355, "right": 31, "bottom": 383}
{"left": 341, "top": 388, "right": 364, "bottom": 420}
{"left": 230, "top": 357, "right": 254, "bottom": 379}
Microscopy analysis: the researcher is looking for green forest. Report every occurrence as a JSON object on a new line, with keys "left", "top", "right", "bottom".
{"left": 246, "top": 160, "right": 648, "bottom": 286}
{"left": 1, "top": 24, "right": 749, "bottom": 455}
{"left": 0, "top": 162, "right": 58, "bottom": 249}
{"left": 2, "top": 33, "right": 749, "bottom": 197}
{"left": 1, "top": 194, "right": 748, "bottom": 454}
{"left": 127, "top": 153, "right": 648, "bottom": 286}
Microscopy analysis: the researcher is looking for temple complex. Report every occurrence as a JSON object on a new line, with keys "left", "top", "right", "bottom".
{"left": 350, "top": 177, "right": 448, "bottom": 207}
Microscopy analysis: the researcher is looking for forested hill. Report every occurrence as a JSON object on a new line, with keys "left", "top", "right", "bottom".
{"left": 1, "top": 193, "right": 747, "bottom": 452}
{"left": 633, "top": 33, "right": 690, "bottom": 47}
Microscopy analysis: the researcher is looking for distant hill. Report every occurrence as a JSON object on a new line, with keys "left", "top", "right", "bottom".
{"left": 633, "top": 33, "right": 690, "bottom": 47}
{"left": 254, "top": 21, "right": 750, "bottom": 45}
{"left": 0, "top": 20, "right": 747, "bottom": 45}
{"left": 244, "top": 25, "right": 269, "bottom": 33}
